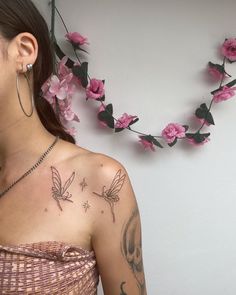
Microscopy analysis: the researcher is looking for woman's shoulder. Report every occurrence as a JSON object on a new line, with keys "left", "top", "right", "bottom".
{"left": 52, "top": 139, "right": 138, "bottom": 245}
{"left": 58, "top": 139, "right": 127, "bottom": 181}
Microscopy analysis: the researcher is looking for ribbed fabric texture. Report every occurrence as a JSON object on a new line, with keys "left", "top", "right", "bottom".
{"left": 0, "top": 241, "right": 99, "bottom": 294}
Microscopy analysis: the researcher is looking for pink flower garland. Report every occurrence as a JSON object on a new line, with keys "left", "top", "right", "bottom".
{"left": 43, "top": 6, "right": 236, "bottom": 152}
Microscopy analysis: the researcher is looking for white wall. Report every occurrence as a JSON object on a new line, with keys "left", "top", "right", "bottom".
{"left": 34, "top": 1, "right": 236, "bottom": 294}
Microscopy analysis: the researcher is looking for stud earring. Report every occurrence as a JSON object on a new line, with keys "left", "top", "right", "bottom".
{"left": 26, "top": 63, "right": 33, "bottom": 72}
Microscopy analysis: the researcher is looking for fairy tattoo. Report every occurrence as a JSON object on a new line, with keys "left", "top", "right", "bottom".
{"left": 50, "top": 166, "right": 75, "bottom": 211}
{"left": 93, "top": 169, "right": 126, "bottom": 223}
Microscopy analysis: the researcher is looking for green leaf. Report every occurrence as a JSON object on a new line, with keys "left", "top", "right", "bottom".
{"left": 226, "top": 79, "right": 236, "bottom": 88}
{"left": 129, "top": 118, "right": 139, "bottom": 126}
{"left": 195, "top": 104, "right": 214, "bottom": 125}
{"left": 105, "top": 116, "right": 115, "bottom": 129}
{"left": 115, "top": 128, "right": 124, "bottom": 133}
{"left": 139, "top": 135, "right": 163, "bottom": 148}
{"left": 186, "top": 132, "right": 210, "bottom": 143}
{"left": 185, "top": 133, "right": 195, "bottom": 139}
{"left": 205, "top": 112, "right": 215, "bottom": 125}
{"left": 96, "top": 95, "right": 105, "bottom": 102}
{"left": 97, "top": 111, "right": 114, "bottom": 129}
{"left": 72, "top": 62, "right": 88, "bottom": 87}
{"left": 106, "top": 103, "right": 113, "bottom": 115}
{"left": 102, "top": 104, "right": 114, "bottom": 128}
{"left": 152, "top": 138, "right": 163, "bottom": 148}
{"left": 97, "top": 111, "right": 107, "bottom": 121}
{"left": 194, "top": 133, "right": 204, "bottom": 143}
{"left": 211, "top": 79, "right": 236, "bottom": 95}
{"left": 183, "top": 125, "right": 189, "bottom": 132}
{"left": 143, "top": 135, "right": 163, "bottom": 148}
{"left": 168, "top": 137, "right": 177, "bottom": 147}
{"left": 195, "top": 108, "right": 205, "bottom": 119}
{"left": 211, "top": 87, "right": 221, "bottom": 95}
{"left": 208, "top": 62, "right": 225, "bottom": 74}
{"left": 200, "top": 103, "right": 208, "bottom": 110}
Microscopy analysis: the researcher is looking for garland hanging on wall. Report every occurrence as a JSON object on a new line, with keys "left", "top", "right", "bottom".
{"left": 42, "top": 1, "right": 236, "bottom": 151}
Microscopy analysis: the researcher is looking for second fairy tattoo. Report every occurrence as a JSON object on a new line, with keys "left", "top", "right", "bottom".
{"left": 93, "top": 169, "right": 126, "bottom": 223}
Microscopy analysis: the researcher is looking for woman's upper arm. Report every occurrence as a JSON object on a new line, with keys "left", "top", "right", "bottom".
{"left": 90, "top": 154, "right": 147, "bottom": 295}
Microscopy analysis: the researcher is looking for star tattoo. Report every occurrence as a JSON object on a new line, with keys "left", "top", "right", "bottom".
{"left": 80, "top": 177, "right": 88, "bottom": 191}
{"left": 82, "top": 201, "right": 90, "bottom": 212}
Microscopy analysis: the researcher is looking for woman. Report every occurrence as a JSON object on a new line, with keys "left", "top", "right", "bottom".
{"left": 0, "top": 0, "right": 147, "bottom": 294}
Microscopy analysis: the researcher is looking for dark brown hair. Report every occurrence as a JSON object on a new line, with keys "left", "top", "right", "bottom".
{"left": 0, "top": 0, "right": 75, "bottom": 144}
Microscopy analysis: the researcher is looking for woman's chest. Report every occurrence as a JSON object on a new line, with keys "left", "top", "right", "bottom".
{"left": 0, "top": 171, "right": 94, "bottom": 250}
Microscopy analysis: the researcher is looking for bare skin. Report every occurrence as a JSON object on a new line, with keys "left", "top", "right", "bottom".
{"left": 0, "top": 32, "right": 147, "bottom": 294}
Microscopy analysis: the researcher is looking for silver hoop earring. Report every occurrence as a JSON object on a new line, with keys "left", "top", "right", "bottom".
{"left": 16, "top": 64, "right": 34, "bottom": 117}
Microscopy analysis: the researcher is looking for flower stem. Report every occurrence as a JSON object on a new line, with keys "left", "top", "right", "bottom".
{"left": 50, "top": 0, "right": 60, "bottom": 118}
{"left": 54, "top": 5, "right": 69, "bottom": 34}
{"left": 197, "top": 57, "right": 226, "bottom": 132}
{"left": 100, "top": 102, "right": 162, "bottom": 139}
{"left": 50, "top": 0, "right": 56, "bottom": 74}
{"left": 54, "top": 5, "right": 91, "bottom": 80}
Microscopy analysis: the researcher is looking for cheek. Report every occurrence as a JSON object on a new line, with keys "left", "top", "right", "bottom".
{"left": 0, "top": 43, "right": 16, "bottom": 98}
{"left": 0, "top": 63, "right": 16, "bottom": 99}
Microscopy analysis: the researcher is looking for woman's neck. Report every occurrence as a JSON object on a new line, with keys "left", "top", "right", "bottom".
{"left": 0, "top": 113, "right": 55, "bottom": 178}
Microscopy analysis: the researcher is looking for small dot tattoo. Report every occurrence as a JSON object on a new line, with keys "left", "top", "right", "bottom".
{"left": 80, "top": 177, "right": 88, "bottom": 191}
{"left": 83, "top": 201, "right": 90, "bottom": 212}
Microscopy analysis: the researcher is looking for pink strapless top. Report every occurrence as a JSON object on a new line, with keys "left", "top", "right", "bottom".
{"left": 0, "top": 241, "right": 99, "bottom": 294}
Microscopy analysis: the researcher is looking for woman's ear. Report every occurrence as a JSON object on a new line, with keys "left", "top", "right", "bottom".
{"left": 14, "top": 32, "right": 38, "bottom": 73}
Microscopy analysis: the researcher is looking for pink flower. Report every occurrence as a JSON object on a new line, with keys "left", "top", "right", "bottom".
{"left": 208, "top": 64, "right": 226, "bottom": 81}
{"left": 57, "top": 57, "right": 81, "bottom": 86}
{"left": 48, "top": 74, "right": 75, "bottom": 100}
{"left": 58, "top": 56, "right": 71, "bottom": 79}
{"left": 221, "top": 38, "right": 236, "bottom": 61}
{"left": 57, "top": 97, "right": 80, "bottom": 123}
{"left": 213, "top": 86, "right": 236, "bottom": 103}
{"left": 187, "top": 138, "right": 209, "bottom": 146}
{"left": 86, "top": 79, "right": 105, "bottom": 100}
{"left": 65, "top": 32, "right": 89, "bottom": 46}
{"left": 41, "top": 79, "right": 55, "bottom": 105}
{"left": 138, "top": 136, "right": 155, "bottom": 151}
{"left": 161, "top": 123, "right": 185, "bottom": 143}
{"left": 62, "top": 105, "right": 80, "bottom": 122}
{"left": 97, "top": 104, "right": 108, "bottom": 127}
{"left": 115, "top": 113, "right": 138, "bottom": 129}
{"left": 66, "top": 127, "right": 77, "bottom": 137}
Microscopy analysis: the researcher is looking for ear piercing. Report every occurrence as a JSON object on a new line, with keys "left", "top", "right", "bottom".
{"left": 26, "top": 63, "right": 33, "bottom": 72}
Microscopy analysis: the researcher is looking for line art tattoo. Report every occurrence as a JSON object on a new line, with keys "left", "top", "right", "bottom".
{"left": 80, "top": 177, "right": 88, "bottom": 191}
{"left": 121, "top": 208, "right": 146, "bottom": 295}
{"left": 83, "top": 201, "right": 90, "bottom": 212}
{"left": 93, "top": 169, "right": 126, "bottom": 222}
{"left": 120, "top": 281, "right": 128, "bottom": 295}
{"left": 50, "top": 166, "right": 75, "bottom": 211}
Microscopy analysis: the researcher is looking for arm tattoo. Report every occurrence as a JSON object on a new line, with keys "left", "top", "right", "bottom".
{"left": 120, "top": 281, "right": 128, "bottom": 295}
{"left": 50, "top": 166, "right": 75, "bottom": 211}
{"left": 93, "top": 169, "right": 126, "bottom": 223}
{"left": 121, "top": 208, "right": 146, "bottom": 295}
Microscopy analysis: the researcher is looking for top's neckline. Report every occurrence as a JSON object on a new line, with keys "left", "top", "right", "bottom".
{"left": 0, "top": 240, "right": 94, "bottom": 254}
